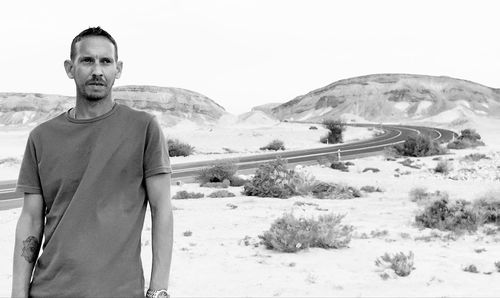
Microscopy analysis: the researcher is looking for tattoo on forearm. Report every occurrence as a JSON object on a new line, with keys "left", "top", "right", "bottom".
{"left": 21, "top": 236, "right": 40, "bottom": 263}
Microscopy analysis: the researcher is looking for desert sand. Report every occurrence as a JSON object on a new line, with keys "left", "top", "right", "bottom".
{"left": 1, "top": 118, "right": 499, "bottom": 297}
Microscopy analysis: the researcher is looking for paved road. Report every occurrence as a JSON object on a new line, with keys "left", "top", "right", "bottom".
{"left": 0, "top": 124, "right": 457, "bottom": 210}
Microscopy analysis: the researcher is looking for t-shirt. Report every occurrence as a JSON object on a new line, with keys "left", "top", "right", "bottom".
{"left": 16, "top": 103, "right": 172, "bottom": 297}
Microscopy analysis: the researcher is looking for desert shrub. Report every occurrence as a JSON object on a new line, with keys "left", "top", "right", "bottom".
{"left": 172, "top": 190, "right": 204, "bottom": 200}
{"left": 447, "top": 129, "right": 485, "bottom": 149}
{"left": 312, "top": 182, "right": 361, "bottom": 200}
{"left": 330, "top": 161, "right": 349, "bottom": 172}
{"left": 288, "top": 171, "right": 318, "bottom": 196}
{"left": 243, "top": 157, "right": 295, "bottom": 198}
{"left": 345, "top": 161, "right": 355, "bottom": 166}
{"left": 473, "top": 193, "right": 500, "bottom": 225}
{"left": 183, "top": 231, "right": 193, "bottom": 237}
{"left": 495, "top": 261, "right": 500, "bottom": 272}
{"left": 167, "top": 139, "right": 194, "bottom": 157}
{"left": 415, "top": 198, "right": 479, "bottom": 232}
{"left": 375, "top": 251, "right": 415, "bottom": 277}
{"left": 409, "top": 187, "right": 430, "bottom": 202}
{"left": 361, "top": 185, "right": 383, "bottom": 193}
{"left": 399, "top": 158, "right": 421, "bottom": 169}
{"left": 393, "top": 134, "right": 447, "bottom": 157}
{"left": 434, "top": 160, "right": 452, "bottom": 174}
{"left": 320, "top": 119, "right": 346, "bottom": 144}
{"left": 309, "top": 126, "right": 318, "bottom": 130}
{"left": 463, "top": 264, "right": 479, "bottom": 273}
{"left": 208, "top": 190, "right": 236, "bottom": 198}
{"left": 362, "top": 167, "right": 380, "bottom": 173}
{"left": 259, "top": 212, "right": 353, "bottom": 252}
{"left": 229, "top": 175, "right": 249, "bottom": 187}
{"left": 260, "top": 139, "right": 285, "bottom": 151}
{"left": 462, "top": 153, "right": 489, "bottom": 162}
{"left": 197, "top": 160, "right": 238, "bottom": 184}
{"left": 200, "top": 180, "right": 230, "bottom": 188}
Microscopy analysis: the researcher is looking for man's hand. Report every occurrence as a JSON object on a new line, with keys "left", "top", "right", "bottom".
{"left": 12, "top": 193, "right": 44, "bottom": 297}
{"left": 146, "top": 173, "right": 173, "bottom": 291}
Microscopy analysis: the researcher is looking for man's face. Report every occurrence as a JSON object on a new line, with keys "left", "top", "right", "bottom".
{"left": 64, "top": 36, "right": 122, "bottom": 101}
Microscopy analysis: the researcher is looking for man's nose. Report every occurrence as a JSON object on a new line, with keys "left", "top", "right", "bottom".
{"left": 91, "top": 63, "right": 104, "bottom": 76}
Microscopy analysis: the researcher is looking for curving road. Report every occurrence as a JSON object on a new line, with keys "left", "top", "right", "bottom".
{"left": 0, "top": 124, "right": 457, "bottom": 210}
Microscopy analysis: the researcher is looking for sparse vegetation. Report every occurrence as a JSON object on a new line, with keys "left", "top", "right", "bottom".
{"left": 447, "top": 129, "right": 485, "bottom": 149}
{"left": 330, "top": 161, "right": 349, "bottom": 172}
{"left": 197, "top": 160, "right": 238, "bottom": 184}
{"left": 361, "top": 185, "right": 384, "bottom": 193}
{"left": 200, "top": 180, "right": 230, "bottom": 188}
{"left": 260, "top": 139, "right": 285, "bottom": 151}
{"left": 183, "top": 231, "right": 193, "bottom": 237}
{"left": 167, "top": 138, "right": 195, "bottom": 157}
{"left": 375, "top": 251, "right": 415, "bottom": 277}
{"left": 463, "top": 264, "right": 479, "bottom": 273}
{"left": 434, "top": 160, "right": 452, "bottom": 174}
{"left": 243, "top": 157, "right": 295, "bottom": 198}
{"left": 229, "top": 175, "right": 249, "bottom": 187}
{"left": 259, "top": 212, "right": 353, "bottom": 253}
{"left": 462, "top": 153, "right": 489, "bottom": 162}
{"left": 311, "top": 182, "right": 362, "bottom": 200}
{"left": 309, "top": 126, "right": 318, "bottom": 130}
{"left": 172, "top": 190, "right": 204, "bottom": 200}
{"left": 288, "top": 171, "right": 318, "bottom": 197}
{"left": 208, "top": 190, "right": 236, "bottom": 198}
{"left": 495, "top": 261, "right": 500, "bottom": 272}
{"left": 415, "top": 198, "right": 479, "bottom": 233}
{"left": 473, "top": 192, "right": 500, "bottom": 225}
{"left": 320, "top": 119, "right": 346, "bottom": 144}
{"left": 392, "top": 134, "right": 447, "bottom": 157}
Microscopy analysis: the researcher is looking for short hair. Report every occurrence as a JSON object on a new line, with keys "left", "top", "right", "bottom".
{"left": 70, "top": 26, "right": 118, "bottom": 61}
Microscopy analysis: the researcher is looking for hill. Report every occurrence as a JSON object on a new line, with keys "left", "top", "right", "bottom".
{"left": 0, "top": 86, "right": 227, "bottom": 126}
{"left": 271, "top": 74, "right": 500, "bottom": 125}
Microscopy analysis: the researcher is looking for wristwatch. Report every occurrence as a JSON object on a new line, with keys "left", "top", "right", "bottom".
{"left": 146, "top": 289, "right": 170, "bottom": 298}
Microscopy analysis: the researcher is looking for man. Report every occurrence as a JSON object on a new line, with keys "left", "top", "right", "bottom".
{"left": 11, "top": 27, "right": 173, "bottom": 298}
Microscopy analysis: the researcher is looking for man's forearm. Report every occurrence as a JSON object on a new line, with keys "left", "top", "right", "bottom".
{"left": 149, "top": 206, "right": 173, "bottom": 290}
{"left": 12, "top": 213, "right": 43, "bottom": 297}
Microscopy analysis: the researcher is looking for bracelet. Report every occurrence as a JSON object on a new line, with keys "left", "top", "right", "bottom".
{"left": 146, "top": 288, "right": 170, "bottom": 298}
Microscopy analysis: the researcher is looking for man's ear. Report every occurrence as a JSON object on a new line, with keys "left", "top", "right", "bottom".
{"left": 115, "top": 61, "right": 123, "bottom": 79}
{"left": 64, "top": 60, "right": 74, "bottom": 79}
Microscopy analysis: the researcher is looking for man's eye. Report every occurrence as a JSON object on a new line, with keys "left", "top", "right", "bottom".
{"left": 102, "top": 59, "right": 112, "bottom": 64}
{"left": 81, "top": 58, "right": 93, "bottom": 63}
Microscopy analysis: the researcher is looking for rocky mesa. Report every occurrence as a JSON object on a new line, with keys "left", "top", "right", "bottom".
{"left": 271, "top": 74, "right": 500, "bottom": 125}
{"left": 0, "top": 85, "right": 227, "bottom": 127}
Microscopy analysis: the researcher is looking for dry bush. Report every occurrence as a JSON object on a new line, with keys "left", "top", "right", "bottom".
{"left": 197, "top": 160, "right": 238, "bottom": 184}
{"left": 259, "top": 212, "right": 353, "bottom": 252}
{"left": 393, "top": 134, "right": 447, "bottom": 157}
{"left": 320, "top": 119, "right": 346, "bottom": 144}
{"left": 434, "top": 160, "right": 452, "bottom": 174}
{"left": 208, "top": 190, "right": 236, "bottom": 198}
{"left": 309, "top": 126, "right": 318, "bottom": 130}
{"left": 361, "top": 185, "right": 384, "bottom": 193}
{"left": 362, "top": 167, "right": 380, "bottom": 173}
{"left": 312, "top": 182, "right": 361, "bottom": 200}
{"left": 415, "top": 198, "right": 479, "bottom": 233}
{"left": 409, "top": 187, "right": 430, "bottom": 202}
{"left": 288, "top": 171, "right": 318, "bottom": 196}
{"left": 331, "top": 161, "right": 349, "bottom": 172}
{"left": 167, "top": 139, "right": 195, "bottom": 157}
{"left": 200, "top": 180, "right": 230, "bottom": 188}
{"left": 448, "top": 129, "right": 485, "bottom": 149}
{"left": 462, "top": 153, "right": 489, "bottom": 162}
{"left": 260, "top": 139, "right": 285, "bottom": 151}
{"left": 473, "top": 192, "right": 500, "bottom": 226}
{"left": 463, "top": 264, "right": 479, "bottom": 273}
{"left": 172, "top": 190, "right": 204, "bottom": 200}
{"left": 495, "top": 261, "right": 500, "bottom": 272}
{"left": 375, "top": 251, "right": 415, "bottom": 277}
{"left": 229, "top": 175, "right": 249, "bottom": 187}
{"left": 243, "top": 157, "right": 295, "bottom": 198}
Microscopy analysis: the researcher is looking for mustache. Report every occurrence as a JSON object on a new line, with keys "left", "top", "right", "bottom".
{"left": 86, "top": 78, "right": 107, "bottom": 86}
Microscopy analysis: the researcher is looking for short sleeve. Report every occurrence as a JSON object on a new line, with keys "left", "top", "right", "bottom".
{"left": 143, "top": 117, "right": 172, "bottom": 178}
{"left": 16, "top": 133, "right": 42, "bottom": 194}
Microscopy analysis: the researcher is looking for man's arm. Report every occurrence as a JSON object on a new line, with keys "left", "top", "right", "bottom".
{"left": 12, "top": 193, "right": 44, "bottom": 297}
{"left": 146, "top": 173, "right": 173, "bottom": 292}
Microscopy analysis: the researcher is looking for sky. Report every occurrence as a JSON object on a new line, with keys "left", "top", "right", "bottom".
{"left": 1, "top": 0, "right": 500, "bottom": 114}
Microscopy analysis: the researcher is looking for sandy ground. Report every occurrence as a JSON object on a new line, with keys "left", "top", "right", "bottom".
{"left": 1, "top": 118, "right": 500, "bottom": 296}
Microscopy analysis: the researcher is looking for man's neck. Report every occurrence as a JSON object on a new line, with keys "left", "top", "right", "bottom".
{"left": 74, "top": 95, "right": 114, "bottom": 120}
